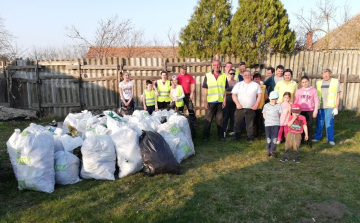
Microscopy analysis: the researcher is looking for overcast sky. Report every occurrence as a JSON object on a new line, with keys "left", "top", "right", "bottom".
{"left": 0, "top": 0, "right": 358, "bottom": 52}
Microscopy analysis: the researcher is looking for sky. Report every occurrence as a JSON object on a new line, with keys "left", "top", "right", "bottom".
{"left": 0, "top": 0, "right": 359, "bottom": 54}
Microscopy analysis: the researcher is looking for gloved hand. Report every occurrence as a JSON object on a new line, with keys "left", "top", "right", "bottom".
{"left": 332, "top": 108, "right": 338, "bottom": 116}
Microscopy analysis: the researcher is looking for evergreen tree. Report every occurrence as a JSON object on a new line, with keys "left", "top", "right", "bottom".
{"left": 178, "top": 0, "right": 232, "bottom": 59}
{"left": 225, "top": 0, "right": 296, "bottom": 65}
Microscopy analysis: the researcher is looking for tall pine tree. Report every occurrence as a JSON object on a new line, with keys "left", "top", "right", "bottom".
{"left": 178, "top": 0, "right": 232, "bottom": 59}
{"left": 225, "top": 0, "right": 296, "bottom": 65}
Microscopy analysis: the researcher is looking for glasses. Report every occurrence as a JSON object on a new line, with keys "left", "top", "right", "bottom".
{"left": 284, "top": 69, "right": 292, "bottom": 72}
{"left": 229, "top": 73, "right": 235, "bottom": 75}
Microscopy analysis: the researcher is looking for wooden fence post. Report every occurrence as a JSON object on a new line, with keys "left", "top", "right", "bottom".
{"left": 35, "top": 60, "right": 43, "bottom": 117}
{"left": 78, "top": 59, "right": 84, "bottom": 110}
{"left": 342, "top": 68, "right": 349, "bottom": 110}
{"left": 116, "top": 58, "right": 122, "bottom": 108}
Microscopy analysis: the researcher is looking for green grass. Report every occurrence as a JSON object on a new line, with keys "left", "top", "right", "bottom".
{"left": 1, "top": 111, "right": 360, "bottom": 222}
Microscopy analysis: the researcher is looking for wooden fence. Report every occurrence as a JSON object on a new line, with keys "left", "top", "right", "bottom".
{"left": 1, "top": 50, "right": 360, "bottom": 117}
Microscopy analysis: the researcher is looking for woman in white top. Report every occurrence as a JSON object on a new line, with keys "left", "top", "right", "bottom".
{"left": 119, "top": 72, "right": 134, "bottom": 111}
{"left": 169, "top": 75, "right": 185, "bottom": 112}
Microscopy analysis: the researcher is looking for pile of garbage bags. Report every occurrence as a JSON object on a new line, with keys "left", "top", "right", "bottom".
{"left": 6, "top": 109, "right": 195, "bottom": 193}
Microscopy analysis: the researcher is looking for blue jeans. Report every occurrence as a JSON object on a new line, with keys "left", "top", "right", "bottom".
{"left": 314, "top": 108, "right": 335, "bottom": 142}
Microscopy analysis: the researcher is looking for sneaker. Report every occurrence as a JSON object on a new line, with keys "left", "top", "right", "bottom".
{"left": 280, "top": 157, "right": 288, "bottom": 162}
{"left": 329, "top": 141, "right": 335, "bottom": 146}
{"left": 266, "top": 151, "right": 271, "bottom": 157}
{"left": 270, "top": 152, "right": 277, "bottom": 158}
{"left": 224, "top": 132, "right": 226, "bottom": 138}
{"left": 293, "top": 158, "right": 300, "bottom": 163}
{"left": 247, "top": 139, "right": 254, "bottom": 143}
{"left": 312, "top": 139, "right": 319, "bottom": 142}
{"left": 229, "top": 132, "right": 235, "bottom": 136}
{"left": 276, "top": 141, "right": 280, "bottom": 145}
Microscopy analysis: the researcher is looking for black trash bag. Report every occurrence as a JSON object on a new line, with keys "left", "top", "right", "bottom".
{"left": 139, "top": 131, "right": 181, "bottom": 176}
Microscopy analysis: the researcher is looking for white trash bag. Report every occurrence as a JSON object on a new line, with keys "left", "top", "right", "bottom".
{"left": 54, "top": 151, "right": 81, "bottom": 185}
{"left": 132, "top": 110, "right": 150, "bottom": 120}
{"left": 80, "top": 132, "right": 116, "bottom": 181}
{"left": 6, "top": 128, "right": 55, "bottom": 193}
{"left": 103, "top": 110, "right": 128, "bottom": 134}
{"left": 157, "top": 122, "right": 195, "bottom": 163}
{"left": 110, "top": 126, "right": 143, "bottom": 178}
{"left": 63, "top": 110, "right": 93, "bottom": 133}
{"left": 60, "top": 134, "right": 83, "bottom": 153}
{"left": 168, "top": 113, "right": 194, "bottom": 143}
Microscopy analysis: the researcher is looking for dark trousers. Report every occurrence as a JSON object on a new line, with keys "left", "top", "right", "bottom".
{"left": 301, "top": 111, "right": 313, "bottom": 146}
{"left": 170, "top": 101, "right": 184, "bottom": 112}
{"left": 157, "top": 101, "right": 170, "bottom": 110}
{"left": 120, "top": 99, "right": 134, "bottom": 111}
{"left": 254, "top": 109, "right": 264, "bottom": 136}
{"left": 234, "top": 108, "right": 255, "bottom": 140}
{"left": 183, "top": 94, "right": 195, "bottom": 117}
{"left": 146, "top": 105, "right": 156, "bottom": 115}
{"left": 265, "top": 126, "right": 280, "bottom": 153}
{"left": 203, "top": 103, "right": 223, "bottom": 139}
{"left": 222, "top": 99, "right": 236, "bottom": 133}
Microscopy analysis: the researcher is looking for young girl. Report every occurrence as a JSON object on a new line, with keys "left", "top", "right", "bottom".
{"left": 262, "top": 91, "right": 282, "bottom": 158}
{"left": 294, "top": 76, "right": 319, "bottom": 148}
{"left": 277, "top": 92, "right": 291, "bottom": 144}
{"left": 169, "top": 75, "right": 185, "bottom": 112}
{"left": 119, "top": 72, "right": 134, "bottom": 112}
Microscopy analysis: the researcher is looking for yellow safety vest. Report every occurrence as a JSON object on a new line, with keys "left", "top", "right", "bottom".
{"left": 316, "top": 78, "right": 338, "bottom": 108}
{"left": 156, "top": 80, "right": 171, "bottom": 102}
{"left": 144, "top": 89, "right": 155, "bottom": 106}
{"left": 205, "top": 72, "right": 227, "bottom": 103}
{"left": 258, "top": 84, "right": 266, "bottom": 109}
{"left": 173, "top": 85, "right": 184, "bottom": 107}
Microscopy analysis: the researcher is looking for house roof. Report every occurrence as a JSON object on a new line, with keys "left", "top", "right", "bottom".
{"left": 312, "top": 13, "right": 360, "bottom": 50}
{"left": 86, "top": 46, "right": 178, "bottom": 58}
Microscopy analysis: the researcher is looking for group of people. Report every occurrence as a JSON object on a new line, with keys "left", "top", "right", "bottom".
{"left": 118, "top": 60, "right": 341, "bottom": 163}
{"left": 118, "top": 65, "right": 196, "bottom": 120}
{"left": 202, "top": 60, "right": 341, "bottom": 163}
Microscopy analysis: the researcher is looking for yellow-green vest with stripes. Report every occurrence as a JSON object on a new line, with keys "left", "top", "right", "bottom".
{"left": 144, "top": 89, "right": 155, "bottom": 106}
{"left": 316, "top": 78, "right": 338, "bottom": 108}
{"left": 156, "top": 80, "right": 171, "bottom": 102}
{"left": 173, "top": 85, "right": 184, "bottom": 107}
{"left": 205, "top": 72, "right": 227, "bottom": 103}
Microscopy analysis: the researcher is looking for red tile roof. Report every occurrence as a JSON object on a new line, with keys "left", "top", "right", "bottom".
{"left": 86, "top": 46, "right": 178, "bottom": 58}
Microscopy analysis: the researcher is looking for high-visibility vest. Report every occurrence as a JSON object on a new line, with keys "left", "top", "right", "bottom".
{"left": 316, "top": 78, "right": 338, "bottom": 108}
{"left": 205, "top": 72, "right": 227, "bottom": 103}
{"left": 144, "top": 89, "right": 155, "bottom": 106}
{"left": 258, "top": 84, "right": 266, "bottom": 109}
{"left": 235, "top": 72, "right": 243, "bottom": 82}
{"left": 173, "top": 85, "right": 184, "bottom": 107}
{"left": 156, "top": 80, "right": 171, "bottom": 102}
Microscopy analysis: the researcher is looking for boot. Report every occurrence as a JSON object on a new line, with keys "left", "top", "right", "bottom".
{"left": 217, "top": 125, "right": 225, "bottom": 142}
{"left": 202, "top": 120, "right": 211, "bottom": 142}
{"left": 233, "top": 133, "right": 240, "bottom": 141}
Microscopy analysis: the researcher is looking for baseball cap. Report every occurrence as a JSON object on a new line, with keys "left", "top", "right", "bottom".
{"left": 291, "top": 104, "right": 302, "bottom": 113}
{"left": 269, "top": 91, "right": 279, "bottom": 100}
{"left": 239, "top": 61, "right": 246, "bottom": 66}
{"left": 180, "top": 65, "right": 187, "bottom": 70}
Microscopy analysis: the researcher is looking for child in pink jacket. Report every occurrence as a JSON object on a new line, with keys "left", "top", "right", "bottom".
{"left": 294, "top": 76, "right": 319, "bottom": 148}
{"left": 277, "top": 92, "right": 291, "bottom": 144}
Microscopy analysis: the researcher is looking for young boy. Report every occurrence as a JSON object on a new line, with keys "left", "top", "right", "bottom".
{"left": 142, "top": 80, "right": 158, "bottom": 115}
{"left": 262, "top": 91, "right": 282, "bottom": 157}
{"left": 280, "top": 104, "right": 308, "bottom": 163}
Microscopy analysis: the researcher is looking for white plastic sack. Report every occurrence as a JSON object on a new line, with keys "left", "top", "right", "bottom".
{"left": 60, "top": 134, "right": 83, "bottom": 153}
{"left": 63, "top": 110, "right": 93, "bottom": 133}
{"left": 6, "top": 129, "right": 55, "bottom": 193}
{"left": 110, "top": 126, "right": 143, "bottom": 178}
{"left": 157, "top": 122, "right": 195, "bottom": 163}
{"left": 54, "top": 151, "right": 81, "bottom": 185}
{"left": 132, "top": 110, "right": 150, "bottom": 120}
{"left": 80, "top": 132, "right": 116, "bottom": 181}
{"left": 168, "top": 114, "right": 194, "bottom": 143}
{"left": 86, "top": 123, "right": 109, "bottom": 136}
{"left": 103, "top": 110, "right": 128, "bottom": 134}
{"left": 53, "top": 134, "right": 64, "bottom": 153}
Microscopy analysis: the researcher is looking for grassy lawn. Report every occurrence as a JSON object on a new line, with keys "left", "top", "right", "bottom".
{"left": 1, "top": 111, "right": 360, "bottom": 223}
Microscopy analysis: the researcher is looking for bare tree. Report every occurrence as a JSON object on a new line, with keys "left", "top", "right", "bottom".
{"left": 122, "top": 28, "right": 150, "bottom": 58}
{"left": 28, "top": 45, "right": 88, "bottom": 60}
{"left": 66, "top": 15, "right": 148, "bottom": 58}
{"left": 166, "top": 26, "right": 179, "bottom": 58}
{"left": 0, "top": 16, "right": 16, "bottom": 58}
{"left": 294, "top": 0, "right": 353, "bottom": 51}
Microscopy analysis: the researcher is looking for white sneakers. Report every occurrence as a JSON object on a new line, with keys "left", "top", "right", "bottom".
{"left": 312, "top": 139, "right": 319, "bottom": 142}
{"left": 329, "top": 141, "right": 336, "bottom": 146}
{"left": 312, "top": 139, "right": 335, "bottom": 146}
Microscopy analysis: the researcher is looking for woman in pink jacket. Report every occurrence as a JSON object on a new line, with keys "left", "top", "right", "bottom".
{"left": 294, "top": 76, "right": 319, "bottom": 148}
